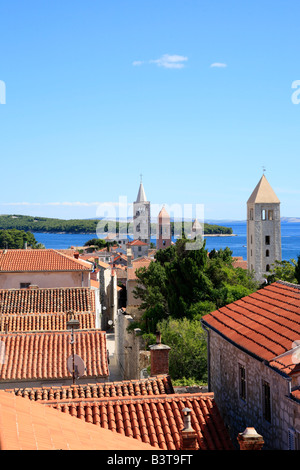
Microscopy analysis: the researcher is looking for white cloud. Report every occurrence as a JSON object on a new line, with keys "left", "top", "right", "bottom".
{"left": 133, "top": 54, "right": 188, "bottom": 69}
{"left": 210, "top": 62, "right": 227, "bottom": 68}
{"left": 150, "top": 54, "right": 188, "bottom": 69}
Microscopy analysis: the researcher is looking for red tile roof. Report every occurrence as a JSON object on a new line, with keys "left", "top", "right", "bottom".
{"left": 7, "top": 390, "right": 233, "bottom": 450}
{"left": 0, "top": 249, "right": 92, "bottom": 272}
{"left": 0, "top": 330, "right": 108, "bottom": 382}
{"left": 0, "top": 390, "right": 156, "bottom": 450}
{"left": 9, "top": 375, "right": 174, "bottom": 400}
{"left": 127, "top": 258, "right": 152, "bottom": 280}
{"left": 0, "top": 287, "right": 95, "bottom": 315}
{"left": 0, "top": 287, "right": 96, "bottom": 333}
{"left": 202, "top": 281, "right": 300, "bottom": 375}
{"left": 0, "top": 312, "right": 96, "bottom": 333}
{"left": 127, "top": 240, "right": 148, "bottom": 246}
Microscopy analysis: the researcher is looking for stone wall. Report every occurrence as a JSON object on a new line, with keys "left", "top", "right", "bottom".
{"left": 208, "top": 329, "right": 298, "bottom": 450}
{"left": 115, "top": 310, "right": 147, "bottom": 380}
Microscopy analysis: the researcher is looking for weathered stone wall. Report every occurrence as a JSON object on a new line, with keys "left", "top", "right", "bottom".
{"left": 115, "top": 311, "right": 146, "bottom": 380}
{"left": 208, "top": 329, "right": 298, "bottom": 450}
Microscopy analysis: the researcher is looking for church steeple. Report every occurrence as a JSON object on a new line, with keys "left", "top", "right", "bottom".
{"left": 136, "top": 182, "right": 147, "bottom": 203}
{"left": 247, "top": 174, "right": 281, "bottom": 282}
{"left": 133, "top": 177, "right": 151, "bottom": 245}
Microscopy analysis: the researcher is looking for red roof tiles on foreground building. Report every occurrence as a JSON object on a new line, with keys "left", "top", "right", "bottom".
{"left": 3, "top": 388, "right": 233, "bottom": 450}
{"left": 0, "top": 390, "right": 156, "bottom": 450}
{"left": 202, "top": 281, "right": 300, "bottom": 376}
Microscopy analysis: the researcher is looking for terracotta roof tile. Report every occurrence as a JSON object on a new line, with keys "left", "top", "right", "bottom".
{"left": 0, "top": 249, "right": 91, "bottom": 272}
{"left": 0, "top": 330, "right": 108, "bottom": 382}
{"left": 0, "top": 287, "right": 96, "bottom": 333}
{"left": 23, "top": 392, "right": 233, "bottom": 450}
{"left": 202, "top": 281, "right": 300, "bottom": 375}
{"left": 9, "top": 375, "right": 174, "bottom": 401}
{"left": 0, "top": 390, "right": 156, "bottom": 450}
{"left": 0, "top": 287, "right": 95, "bottom": 315}
{"left": 127, "top": 258, "right": 152, "bottom": 280}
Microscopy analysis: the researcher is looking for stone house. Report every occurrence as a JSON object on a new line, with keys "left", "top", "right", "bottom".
{"left": 201, "top": 280, "right": 300, "bottom": 450}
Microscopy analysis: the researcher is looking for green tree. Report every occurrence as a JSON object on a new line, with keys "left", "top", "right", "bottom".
{"left": 157, "top": 317, "right": 208, "bottom": 384}
{"left": 266, "top": 259, "right": 297, "bottom": 284}
{"left": 0, "top": 229, "right": 44, "bottom": 249}
{"left": 295, "top": 255, "right": 300, "bottom": 284}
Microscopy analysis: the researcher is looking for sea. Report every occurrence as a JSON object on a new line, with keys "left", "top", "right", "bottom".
{"left": 32, "top": 221, "right": 300, "bottom": 262}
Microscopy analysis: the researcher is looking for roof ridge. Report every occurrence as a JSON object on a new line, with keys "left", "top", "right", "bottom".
{"left": 31, "top": 391, "right": 215, "bottom": 406}
{"left": 276, "top": 280, "right": 300, "bottom": 290}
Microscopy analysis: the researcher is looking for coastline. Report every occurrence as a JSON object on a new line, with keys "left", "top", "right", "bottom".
{"left": 204, "top": 233, "right": 237, "bottom": 237}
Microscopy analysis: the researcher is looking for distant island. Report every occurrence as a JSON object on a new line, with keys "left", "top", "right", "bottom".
{"left": 0, "top": 214, "right": 233, "bottom": 236}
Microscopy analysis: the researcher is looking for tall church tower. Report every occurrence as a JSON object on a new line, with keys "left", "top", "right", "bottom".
{"left": 157, "top": 206, "right": 171, "bottom": 250}
{"left": 247, "top": 174, "right": 281, "bottom": 282}
{"left": 133, "top": 178, "right": 151, "bottom": 245}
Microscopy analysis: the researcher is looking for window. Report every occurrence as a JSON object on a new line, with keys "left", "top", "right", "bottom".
{"left": 288, "top": 429, "right": 300, "bottom": 450}
{"left": 265, "top": 236, "right": 270, "bottom": 245}
{"left": 239, "top": 365, "right": 246, "bottom": 401}
{"left": 20, "top": 283, "right": 31, "bottom": 289}
{"left": 266, "top": 249, "right": 269, "bottom": 257}
{"left": 268, "top": 210, "right": 273, "bottom": 220}
{"left": 249, "top": 208, "right": 254, "bottom": 220}
{"left": 262, "top": 209, "right": 266, "bottom": 220}
{"left": 262, "top": 380, "right": 271, "bottom": 422}
{"left": 266, "top": 264, "right": 270, "bottom": 272}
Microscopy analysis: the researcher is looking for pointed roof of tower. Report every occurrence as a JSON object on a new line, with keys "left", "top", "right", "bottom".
{"left": 158, "top": 206, "right": 170, "bottom": 219}
{"left": 136, "top": 182, "right": 147, "bottom": 202}
{"left": 247, "top": 174, "right": 280, "bottom": 204}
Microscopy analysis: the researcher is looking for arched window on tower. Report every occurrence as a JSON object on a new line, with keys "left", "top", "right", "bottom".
{"left": 262, "top": 209, "right": 266, "bottom": 220}
{"left": 266, "top": 264, "right": 270, "bottom": 272}
{"left": 266, "top": 249, "right": 269, "bottom": 257}
{"left": 268, "top": 210, "right": 273, "bottom": 220}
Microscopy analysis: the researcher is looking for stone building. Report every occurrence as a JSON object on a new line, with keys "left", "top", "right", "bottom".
{"left": 247, "top": 174, "right": 281, "bottom": 282}
{"left": 133, "top": 179, "right": 151, "bottom": 245}
{"left": 156, "top": 206, "right": 171, "bottom": 250}
{"left": 201, "top": 281, "right": 300, "bottom": 450}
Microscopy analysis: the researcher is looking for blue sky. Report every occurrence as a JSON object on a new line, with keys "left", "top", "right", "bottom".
{"left": 0, "top": 0, "right": 300, "bottom": 221}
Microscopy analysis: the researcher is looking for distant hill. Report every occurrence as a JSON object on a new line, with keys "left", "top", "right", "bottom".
{"left": 281, "top": 217, "right": 300, "bottom": 223}
{"left": 0, "top": 214, "right": 233, "bottom": 235}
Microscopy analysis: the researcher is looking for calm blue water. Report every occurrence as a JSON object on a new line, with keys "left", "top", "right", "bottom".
{"left": 32, "top": 221, "right": 300, "bottom": 261}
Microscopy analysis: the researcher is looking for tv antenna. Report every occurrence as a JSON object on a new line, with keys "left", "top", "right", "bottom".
{"left": 66, "top": 311, "right": 85, "bottom": 384}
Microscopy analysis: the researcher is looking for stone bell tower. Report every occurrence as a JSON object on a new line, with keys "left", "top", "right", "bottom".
{"left": 247, "top": 174, "right": 281, "bottom": 282}
{"left": 133, "top": 177, "right": 151, "bottom": 245}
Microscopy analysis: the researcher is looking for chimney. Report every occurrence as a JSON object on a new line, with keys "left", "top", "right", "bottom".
{"left": 180, "top": 408, "right": 199, "bottom": 450}
{"left": 237, "top": 427, "right": 264, "bottom": 450}
{"left": 149, "top": 331, "right": 170, "bottom": 376}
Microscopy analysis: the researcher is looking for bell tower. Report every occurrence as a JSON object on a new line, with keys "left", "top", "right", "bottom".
{"left": 133, "top": 177, "right": 151, "bottom": 245}
{"left": 247, "top": 174, "right": 281, "bottom": 282}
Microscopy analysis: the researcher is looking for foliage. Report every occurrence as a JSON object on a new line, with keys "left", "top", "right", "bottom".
{"left": 133, "top": 239, "right": 258, "bottom": 335}
{"left": 295, "top": 255, "right": 300, "bottom": 284}
{"left": 0, "top": 229, "right": 44, "bottom": 249}
{"left": 0, "top": 214, "right": 233, "bottom": 236}
{"left": 84, "top": 238, "right": 116, "bottom": 249}
{"left": 157, "top": 318, "right": 208, "bottom": 382}
{"left": 266, "top": 259, "right": 298, "bottom": 284}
